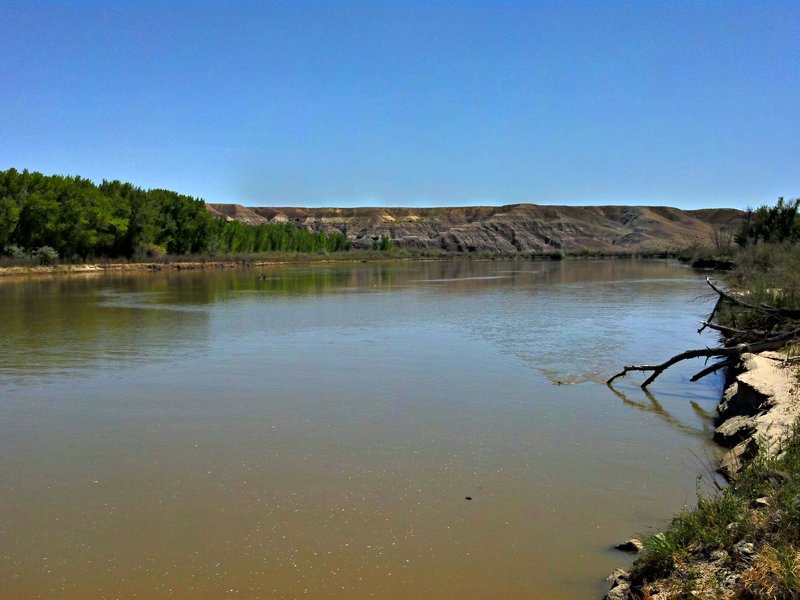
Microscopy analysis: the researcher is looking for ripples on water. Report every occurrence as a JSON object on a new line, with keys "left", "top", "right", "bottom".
{"left": 0, "top": 260, "right": 724, "bottom": 598}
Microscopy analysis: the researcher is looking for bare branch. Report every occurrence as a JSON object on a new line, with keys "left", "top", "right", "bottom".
{"left": 698, "top": 295, "right": 723, "bottom": 334}
{"left": 690, "top": 359, "right": 739, "bottom": 382}
{"left": 607, "top": 328, "right": 800, "bottom": 388}
{"left": 760, "top": 303, "right": 800, "bottom": 319}
{"left": 610, "top": 277, "right": 800, "bottom": 389}
{"left": 699, "top": 321, "right": 768, "bottom": 339}
{"left": 706, "top": 277, "right": 761, "bottom": 310}
{"left": 607, "top": 346, "right": 739, "bottom": 387}
{"left": 707, "top": 277, "right": 800, "bottom": 318}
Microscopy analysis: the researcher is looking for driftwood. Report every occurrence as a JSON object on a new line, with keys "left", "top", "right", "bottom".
{"left": 705, "top": 277, "right": 800, "bottom": 319}
{"left": 608, "top": 278, "right": 800, "bottom": 388}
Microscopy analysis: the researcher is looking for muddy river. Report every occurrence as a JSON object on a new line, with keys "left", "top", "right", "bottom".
{"left": 0, "top": 259, "right": 723, "bottom": 598}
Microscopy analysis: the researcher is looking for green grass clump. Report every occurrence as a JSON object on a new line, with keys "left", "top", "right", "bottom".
{"left": 630, "top": 420, "right": 800, "bottom": 598}
{"left": 633, "top": 493, "right": 751, "bottom": 580}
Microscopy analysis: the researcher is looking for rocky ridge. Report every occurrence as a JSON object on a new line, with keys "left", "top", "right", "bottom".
{"left": 206, "top": 203, "right": 743, "bottom": 254}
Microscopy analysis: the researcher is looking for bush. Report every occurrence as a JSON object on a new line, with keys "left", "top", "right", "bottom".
{"left": 3, "top": 244, "right": 29, "bottom": 259}
{"left": 371, "top": 235, "right": 396, "bottom": 252}
{"left": 32, "top": 246, "right": 58, "bottom": 265}
{"left": 133, "top": 243, "right": 167, "bottom": 261}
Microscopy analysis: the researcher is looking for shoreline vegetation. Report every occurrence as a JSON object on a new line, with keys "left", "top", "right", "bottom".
{"left": 606, "top": 201, "right": 800, "bottom": 599}
{"left": 0, "top": 246, "right": 755, "bottom": 283}
{"left": 0, "top": 247, "right": 713, "bottom": 279}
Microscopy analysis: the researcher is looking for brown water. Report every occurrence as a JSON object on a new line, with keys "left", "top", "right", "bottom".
{"left": 0, "top": 259, "right": 723, "bottom": 599}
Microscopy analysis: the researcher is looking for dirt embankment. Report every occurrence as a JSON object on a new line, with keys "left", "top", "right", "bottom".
{"left": 207, "top": 203, "right": 744, "bottom": 254}
{"left": 715, "top": 353, "right": 800, "bottom": 477}
{"left": 605, "top": 352, "right": 800, "bottom": 599}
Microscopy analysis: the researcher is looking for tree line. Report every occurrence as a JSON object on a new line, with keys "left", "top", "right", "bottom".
{"left": 735, "top": 197, "right": 800, "bottom": 246}
{"left": 0, "top": 168, "right": 350, "bottom": 260}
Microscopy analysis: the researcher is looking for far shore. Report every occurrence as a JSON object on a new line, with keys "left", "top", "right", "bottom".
{"left": 0, "top": 259, "right": 289, "bottom": 277}
{"left": 0, "top": 249, "right": 702, "bottom": 281}
{"left": 0, "top": 254, "right": 406, "bottom": 279}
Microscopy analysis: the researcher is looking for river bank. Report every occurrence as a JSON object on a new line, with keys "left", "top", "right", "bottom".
{"left": 0, "top": 251, "right": 685, "bottom": 280}
{"left": 606, "top": 351, "right": 800, "bottom": 599}
{"left": 0, "top": 259, "right": 311, "bottom": 277}
{"left": 0, "top": 254, "right": 401, "bottom": 279}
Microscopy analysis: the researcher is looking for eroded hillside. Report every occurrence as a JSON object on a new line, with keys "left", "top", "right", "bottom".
{"left": 206, "top": 203, "right": 743, "bottom": 253}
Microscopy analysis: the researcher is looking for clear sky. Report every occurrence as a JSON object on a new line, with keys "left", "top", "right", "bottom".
{"left": 1, "top": 1, "right": 798, "bottom": 209}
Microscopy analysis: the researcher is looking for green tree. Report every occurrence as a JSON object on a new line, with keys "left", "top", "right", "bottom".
{"left": 0, "top": 196, "right": 20, "bottom": 248}
{"left": 737, "top": 197, "right": 800, "bottom": 246}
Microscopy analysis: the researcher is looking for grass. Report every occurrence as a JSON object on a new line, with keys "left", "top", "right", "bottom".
{"left": 732, "top": 243, "right": 800, "bottom": 310}
{"left": 630, "top": 420, "right": 800, "bottom": 598}
{"left": 741, "top": 544, "right": 800, "bottom": 598}
{"left": 704, "top": 243, "right": 800, "bottom": 334}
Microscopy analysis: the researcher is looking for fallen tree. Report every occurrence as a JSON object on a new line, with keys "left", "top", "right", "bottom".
{"left": 607, "top": 277, "right": 800, "bottom": 388}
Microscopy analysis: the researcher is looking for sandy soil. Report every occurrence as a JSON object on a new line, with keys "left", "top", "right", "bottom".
{"left": 717, "top": 351, "right": 800, "bottom": 474}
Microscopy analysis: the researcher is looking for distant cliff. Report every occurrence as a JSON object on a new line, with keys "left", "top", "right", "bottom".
{"left": 206, "top": 203, "right": 744, "bottom": 254}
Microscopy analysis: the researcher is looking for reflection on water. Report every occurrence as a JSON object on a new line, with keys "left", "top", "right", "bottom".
{"left": 606, "top": 384, "right": 716, "bottom": 441}
{"left": 0, "top": 259, "right": 724, "bottom": 599}
{"left": 0, "top": 275, "right": 212, "bottom": 381}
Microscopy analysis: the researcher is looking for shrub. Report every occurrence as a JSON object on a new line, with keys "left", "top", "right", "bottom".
{"left": 32, "top": 246, "right": 58, "bottom": 265}
{"left": 133, "top": 243, "right": 167, "bottom": 261}
{"left": 3, "top": 244, "right": 29, "bottom": 259}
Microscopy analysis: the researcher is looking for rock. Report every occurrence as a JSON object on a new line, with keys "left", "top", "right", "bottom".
{"left": 604, "top": 569, "right": 631, "bottom": 600}
{"left": 606, "top": 568, "right": 630, "bottom": 586}
{"left": 713, "top": 415, "right": 757, "bottom": 447}
{"left": 717, "top": 380, "right": 769, "bottom": 421}
{"left": 710, "top": 549, "right": 729, "bottom": 563}
{"left": 604, "top": 583, "right": 630, "bottom": 600}
{"left": 614, "top": 538, "right": 644, "bottom": 553}
{"left": 717, "top": 437, "right": 759, "bottom": 478}
{"left": 716, "top": 353, "right": 781, "bottom": 422}
{"left": 717, "top": 352, "right": 800, "bottom": 475}
{"left": 734, "top": 541, "right": 755, "bottom": 559}
{"left": 723, "top": 573, "right": 741, "bottom": 588}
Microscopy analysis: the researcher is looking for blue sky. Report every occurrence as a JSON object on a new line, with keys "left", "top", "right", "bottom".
{"left": 1, "top": 1, "right": 798, "bottom": 209}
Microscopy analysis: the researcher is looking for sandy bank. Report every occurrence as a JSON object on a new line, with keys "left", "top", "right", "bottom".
{"left": 715, "top": 351, "right": 800, "bottom": 476}
{"left": 605, "top": 352, "right": 800, "bottom": 599}
{"left": 0, "top": 259, "right": 315, "bottom": 280}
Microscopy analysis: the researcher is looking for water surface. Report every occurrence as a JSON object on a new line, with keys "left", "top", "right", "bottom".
{"left": 0, "top": 259, "right": 723, "bottom": 598}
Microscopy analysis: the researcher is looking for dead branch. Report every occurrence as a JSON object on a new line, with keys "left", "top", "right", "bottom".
{"left": 760, "top": 303, "right": 800, "bottom": 319}
{"left": 705, "top": 277, "right": 762, "bottom": 311}
{"left": 690, "top": 358, "right": 739, "bottom": 382}
{"left": 607, "top": 346, "right": 741, "bottom": 388}
{"left": 707, "top": 277, "right": 800, "bottom": 318}
{"left": 610, "top": 277, "right": 800, "bottom": 388}
{"left": 698, "top": 295, "right": 723, "bottom": 334}
{"left": 607, "top": 328, "right": 800, "bottom": 388}
{"left": 698, "top": 320, "right": 768, "bottom": 340}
